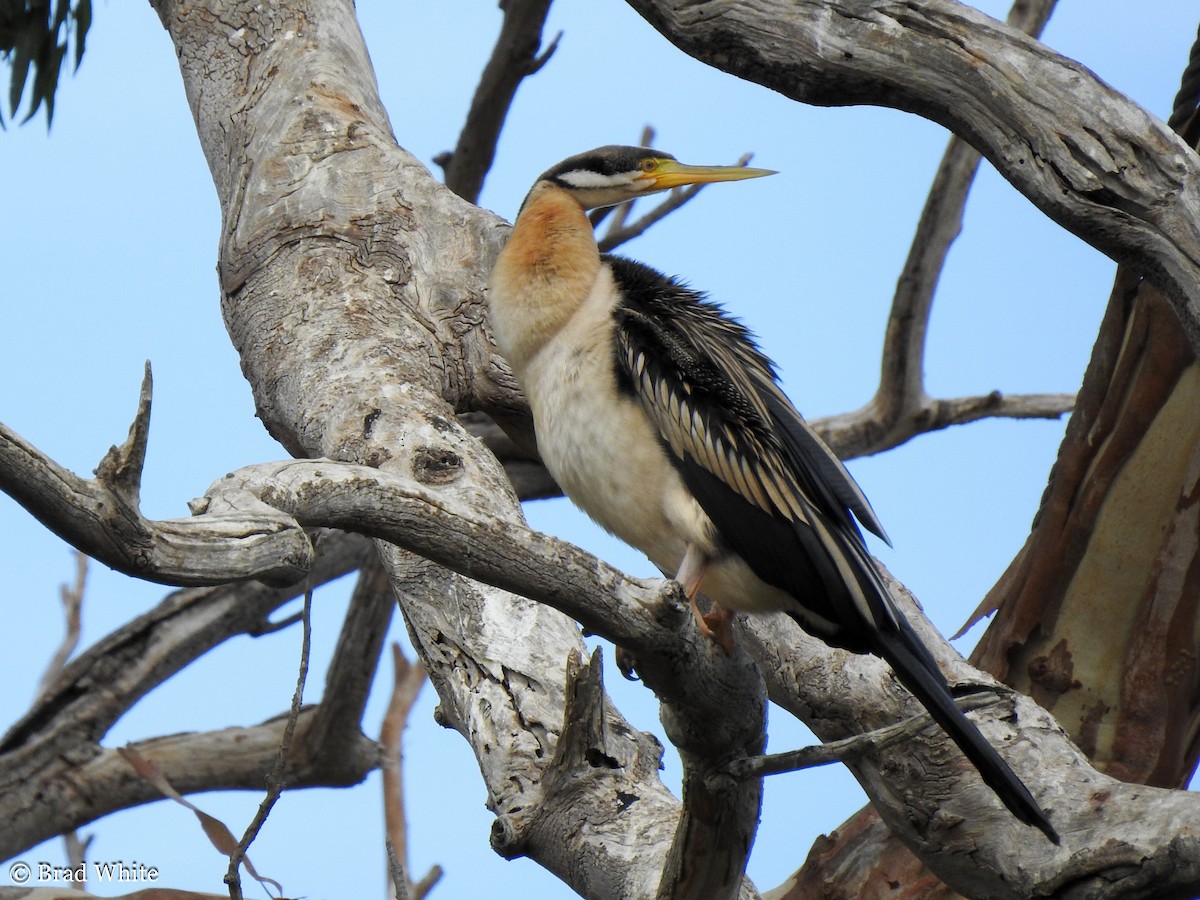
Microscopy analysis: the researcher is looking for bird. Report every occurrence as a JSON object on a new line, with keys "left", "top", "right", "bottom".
{"left": 486, "top": 144, "right": 1058, "bottom": 844}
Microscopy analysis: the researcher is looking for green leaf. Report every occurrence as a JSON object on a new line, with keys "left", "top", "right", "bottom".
{"left": 23, "top": 37, "right": 63, "bottom": 124}
{"left": 72, "top": 0, "right": 89, "bottom": 70}
{"left": 7, "top": 39, "right": 30, "bottom": 116}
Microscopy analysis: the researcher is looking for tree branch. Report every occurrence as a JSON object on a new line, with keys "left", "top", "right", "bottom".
{"left": 728, "top": 692, "right": 1003, "bottom": 780}
{"left": 225, "top": 581, "right": 313, "bottom": 900}
{"left": 810, "top": 0, "right": 1072, "bottom": 461}
{"left": 818, "top": 391, "right": 1076, "bottom": 459}
{"left": 37, "top": 551, "right": 88, "bottom": 699}
{"left": 306, "top": 548, "right": 395, "bottom": 755}
{"left": 0, "top": 367, "right": 313, "bottom": 588}
{"left": 33, "top": 450, "right": 1200, "bottom": 891}
{"left": 624, "top": 0, "right": 1200, "bottom": 355}
{"left": 437, "top": 0, "right": 559, "bottom": 203}
{"left": 0, "top": 530, "right": 372, "bottom": 856}
{"left": 381, "top": 633, "right": 441, "bottom": 900}
{"left": 143, "top": 0, "right": 1200, "bottom": 895}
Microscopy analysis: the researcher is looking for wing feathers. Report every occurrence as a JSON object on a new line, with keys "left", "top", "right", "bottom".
{"left": 606, "top": 256, "right": 1057, "bottom": 842}
{"left": 608, "top": 255, "right": 892, "bottom": 643}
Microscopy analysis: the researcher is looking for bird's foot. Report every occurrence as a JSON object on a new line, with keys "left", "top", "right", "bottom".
{"left": 690, "top": 600, "right": 735, "bottom": 654}
{"left": 614, "top": 646, "right": 640, "bottom": 680}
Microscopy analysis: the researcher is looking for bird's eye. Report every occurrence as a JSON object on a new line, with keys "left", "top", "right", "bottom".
{"left": 641, "top": 159, "right": 658, "bottom": 173}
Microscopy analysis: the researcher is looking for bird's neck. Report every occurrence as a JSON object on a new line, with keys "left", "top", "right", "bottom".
{"left": 488, "top": 182, "right": 602, "bottom": 373}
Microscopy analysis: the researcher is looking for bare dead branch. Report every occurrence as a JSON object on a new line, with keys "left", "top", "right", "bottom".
{"left": 226, "top": 583, "right": 313, "bottom": 900}
{"left": 727, "top": 692, "right": 1003, "bottom": 780}
{"left": 438, "top": 0, "right": 558, "bottom": 202}
{"left": 386, "top": 837, "right": 410, "bottom": 900}
{"left": 0, "top": 369, "right": 313, "bottom": 588}
{"left": 838, "top": 0, "right": 1065, "bottom": 461}
{"left": 651, "top": 651, "right": 765, "bottom": 900}
{"left": 873, "top": 139, "right": 984, "bottom": 429}
{"left": 37, "top": 551, "right": 88, "bottom": 697}
{"left": 382, "top": 550, "right": 681, "bottom": 899}
{"left": 381, "top": 640, "right": 438, "bottom": 900}
{"left": 8, "top": 416, "right": 1197, "bottom": 892}
{"left": 307, "top": 549, "right": 395, "bottom": 755}
{"left": 0, "top": 531, "right": 371, "bottom": 858}
{"left": 134, "top": 1, "right": 1200, "bottom": 894}
{"left": 624, "top": 0, "right": 1200, "bottom": 354}
{"left": 37, "top": 551, "right": 93, "bottom": 882}
{"left": 0, "top": 708, "right": 379, "bottom": 872}
{"left": 411, "top": 866, "right": 445, "bottom": 900}
{"left": 818, "top": 390, "right": 1076, "bottom": 459}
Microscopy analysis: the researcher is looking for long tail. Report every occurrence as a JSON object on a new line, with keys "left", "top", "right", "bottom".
{"left": 874, "top": 622, "right": 1059, "bottom": 843}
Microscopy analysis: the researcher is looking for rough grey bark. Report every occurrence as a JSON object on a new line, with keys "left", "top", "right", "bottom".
{"left": 4, "top": 1, "right": 1200, "bottom": 898}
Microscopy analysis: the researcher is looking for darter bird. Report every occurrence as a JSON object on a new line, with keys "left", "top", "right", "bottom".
{"left": 486, "top": 145, "right": 1058, "bottom": 843}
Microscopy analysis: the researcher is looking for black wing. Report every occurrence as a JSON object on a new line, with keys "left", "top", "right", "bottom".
{"left": 608, "top": 256, "right": 1059, "bottom": 842}
{"left": 607, "top": 255, "right": 896, "bottom": 651}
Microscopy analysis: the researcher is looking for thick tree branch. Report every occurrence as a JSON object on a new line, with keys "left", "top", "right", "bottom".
{"left": 139, "top": 0, "right": 1200, "bottom": 895}
{"left": 812, "top": 0, "right": 1072, "bottom": 462}
{"left": 738, "top": 588, "right": 1200, "bottom": 897}
{"left": 32, "top": 450, "right": 1200, "bottom": 891}
{"left": 6, "top": 708, "right": 380, "bottom": 862}
{"left": 624, "top": 0, "right": 1200, "bottom": 355}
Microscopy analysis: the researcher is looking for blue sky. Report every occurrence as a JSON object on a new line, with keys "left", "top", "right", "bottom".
{"left": 2, "top": 2, "right": 1197, "bottom": 897}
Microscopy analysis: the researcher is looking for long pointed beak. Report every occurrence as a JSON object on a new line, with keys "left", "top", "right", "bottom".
{"left": 645, "top": 159, "right": 777, "bottom": 190}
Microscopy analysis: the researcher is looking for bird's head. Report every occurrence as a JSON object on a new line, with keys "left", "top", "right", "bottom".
{"left": 534, "top": 145, "right": 775, "bottom": 211}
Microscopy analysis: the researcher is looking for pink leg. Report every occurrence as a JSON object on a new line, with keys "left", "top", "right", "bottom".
{"left": 675, "top": 544, "right": 734, "bottom": 653}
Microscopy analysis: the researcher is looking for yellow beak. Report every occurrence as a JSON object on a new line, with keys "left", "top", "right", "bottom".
{"left": 643, "top": 158, "right": 777, "bottom": 190}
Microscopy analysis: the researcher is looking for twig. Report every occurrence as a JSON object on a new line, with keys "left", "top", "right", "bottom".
{"left": 386, "top": 838, "right": 410, "bottom": 900}
{"left": 0, "top": 367, "right": 313, "bottom": 589}
{"left": 819, "top": 390, "right": 1075, "bottom": 460}
{"left": 438, "top": 0, "right": 558, "bottom": 202}
{"left": 38, "top": 550, "right": 87, "bottom": 696}
{"left": 225, "top": 584, "right": 313, "bottom": 900}
{"left": 726, "top": 691, "right": 1002, "bottom": 780}
{"left": 38, "top": 551, "right": 92, "bottom": 878}
{"left": 854, "top": 0, "right": 1062, "bottom": 458}
{"left": 381, "top": 642, "right": 440, "bottom": 900}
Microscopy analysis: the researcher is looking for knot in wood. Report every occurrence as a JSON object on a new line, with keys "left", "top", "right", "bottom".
{"left": 489, "top": 814, "right": 527, "bottom": 859}
{"left": 413, "top": 446, "right": 463, "bottom": 485}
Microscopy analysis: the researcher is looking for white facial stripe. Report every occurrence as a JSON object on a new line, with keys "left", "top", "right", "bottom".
{"left": 557, "top": 170, "right": 636, "bottom": 189}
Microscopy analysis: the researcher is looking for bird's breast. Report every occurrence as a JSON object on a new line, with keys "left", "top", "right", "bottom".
{"left": 521, "top": 269, "right": 710, "bottom": 573}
